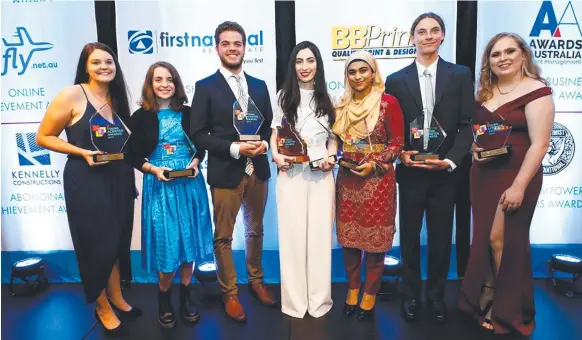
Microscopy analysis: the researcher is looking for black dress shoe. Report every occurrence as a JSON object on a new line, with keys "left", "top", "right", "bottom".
{"left": 158, "top": 288, "right": 177, "bottom": 329}
{"left": 401, "top": 298, "right": 420, "bottom": 321}
{"left": 94, "top": 310, "right": 130, "bottom": 338}
{"left": 343, "top": 302, "right": 357, "bottom": 316}
{"left": 180, "top": 284, "right": 201, "bottom": 324}
{"left": 356, "top": 307, "right": 374, "bottom": 322}
{"left": 427, "top": 299, "right": 448, "bottom": 323}
{"left": 108, "top": 299, "right": 143, "bottom": 321}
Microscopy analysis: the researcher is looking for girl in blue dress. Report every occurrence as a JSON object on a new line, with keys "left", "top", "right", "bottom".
{"left": 129, "top": 61, "right": 213, "bottom": 328}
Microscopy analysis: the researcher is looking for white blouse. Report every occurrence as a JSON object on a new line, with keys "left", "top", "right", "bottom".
{"left": 272, "top": 88, "right": 335, "bottom": 161}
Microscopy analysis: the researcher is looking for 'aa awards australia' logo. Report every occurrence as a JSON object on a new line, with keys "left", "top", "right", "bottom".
{"left": 542, "top": 122, "right": 575, "bottom": 176}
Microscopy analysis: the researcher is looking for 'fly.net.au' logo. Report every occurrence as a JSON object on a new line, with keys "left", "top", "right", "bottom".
{"left": 16, "top": 133, "right": 51, "bottom": 166}
{"left": 128, "top": 30, "right": 154, "bottom": 54}
{"left": 1, "top": 27, "right": 56, "bottom": 76}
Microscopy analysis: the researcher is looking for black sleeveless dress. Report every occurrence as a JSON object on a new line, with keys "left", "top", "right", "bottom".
{"left": 63, "top": 85, "right": 135, "bottom": 302}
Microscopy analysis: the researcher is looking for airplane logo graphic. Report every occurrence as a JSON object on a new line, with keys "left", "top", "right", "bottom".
{"left": 1, "top": 27, "right": 53, "bottom": 76}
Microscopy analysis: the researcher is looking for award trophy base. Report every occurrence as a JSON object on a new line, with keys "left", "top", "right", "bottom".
{"left": 309, "top": 155, "right": 338, "bottom": 170}
{"left": 338, "top": 158, "right": 360, "bottom": 170}
{"left": 238, "top": 134, "right": 261, "bottom": 141}
{"left": 93, "top": 153, "right": 125, "bottom": 162}
{"left": 478, "top": 145, "right": 511, "bottom": 159}
{"left": 411, "top": 153, "right": 439, "bottom": 161}
{"left": 163, "top": 169, "right": 196, "bottom": 179}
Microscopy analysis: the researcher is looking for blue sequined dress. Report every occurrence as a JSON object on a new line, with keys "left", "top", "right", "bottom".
{"left": 141, "top": 108, "right": 213, "bottom": 273}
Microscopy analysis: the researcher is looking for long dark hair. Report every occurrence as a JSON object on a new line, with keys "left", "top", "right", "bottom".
{"left": 279, "top": 41, "right": 335, "bottom": 127}
{"left": 74, "top": 42, "right": 131, "bottom": 124}
{"left": 139, "top": 61, "right": 187, "bottom": 112}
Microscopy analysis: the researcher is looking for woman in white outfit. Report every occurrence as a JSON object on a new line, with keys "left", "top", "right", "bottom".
{"left": 270, "top": 41, "right": 337, "bottom": 318}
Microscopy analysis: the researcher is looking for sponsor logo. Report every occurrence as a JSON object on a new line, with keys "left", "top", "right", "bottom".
{"left": 543, "top": 122, "right": 575, "bottom": 175}
{"left": 1, "top": 27, "right": 56, "bottom": 76}
{"left": 331, "top": 25, "right": 415, "bottom": 60}
{"left": 127, "top": 29, "right": 265, "bottom": 55}
{"left": 128, "top": 30, "right": 154, "bottom": 54}
{"left": 16, "top": 132, "right": 50, "bottom": 166}
{"left": 529, "top": 1, "right": 582, "bottom": 63}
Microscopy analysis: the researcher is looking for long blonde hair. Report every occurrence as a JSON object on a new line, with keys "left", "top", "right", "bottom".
{"left": 477, "top": 32, "right": 546, "bottom": 103}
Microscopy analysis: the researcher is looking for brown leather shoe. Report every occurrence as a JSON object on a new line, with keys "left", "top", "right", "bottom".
{"left": 223, "top": 295, "right": 246, "bottom": 323}
{"left": 248, "top": 282, "right": 278, "bottom": 307}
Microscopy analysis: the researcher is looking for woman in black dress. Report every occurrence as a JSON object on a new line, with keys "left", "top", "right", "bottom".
{"left": 37, "top": 42, "right": 141, "bottom": 337}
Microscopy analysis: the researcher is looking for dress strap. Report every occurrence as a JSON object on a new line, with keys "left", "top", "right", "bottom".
{"left": 78, "top": 84, "right": 90, "bottom": 100}
{"left": 504, "top": 87, "right": 553, "bottom": 112}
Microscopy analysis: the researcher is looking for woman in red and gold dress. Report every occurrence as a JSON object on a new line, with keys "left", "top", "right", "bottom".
{"left": 458, "top": 33, "right": 554, "bottom": 336}
{"left": 332, "top": 51, "right": 404, "bottom": 321}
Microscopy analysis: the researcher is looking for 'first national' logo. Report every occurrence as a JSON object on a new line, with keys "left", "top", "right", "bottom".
{"left": 128, "top": 30, "right": 154, "bottom": 54}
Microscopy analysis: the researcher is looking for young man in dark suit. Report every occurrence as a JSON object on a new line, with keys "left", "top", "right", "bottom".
{"left": 384, "top": 13, "right": 475, "bottom": 323}
{"left": 190, "top": 21, "right": 277, "bottom": 323}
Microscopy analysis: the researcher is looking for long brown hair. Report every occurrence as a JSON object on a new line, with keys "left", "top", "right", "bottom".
{"left": 74, "top": 42, "right": 131, "bottom": 124}
{"left": 139, "top": 61, "right": 187, "bottom": 112}
{"left": 477, "top": 32, "right": 546, "bottom": 103}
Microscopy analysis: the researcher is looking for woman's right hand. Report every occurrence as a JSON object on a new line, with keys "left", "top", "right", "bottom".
{"left": 81, "top": 150, "right": 109, "bottom": 167}
{"left": 472, "top": 143, "right": 494, "bottom": 163}
{"left": 150, "top": 166, "right": 173, "bottom": 182}
{"left": 272, "top": 153, "right": 295, "bottom": 172}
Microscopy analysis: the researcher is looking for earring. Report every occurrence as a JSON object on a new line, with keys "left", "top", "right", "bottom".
{"left": 488, "top": 69, "right": 492, "bottom": 85}
{"left": 521, "top": 62, "right": 526, "bottom": 76}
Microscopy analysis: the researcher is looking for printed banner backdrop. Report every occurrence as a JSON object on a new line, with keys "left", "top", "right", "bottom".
{"left": 115, "top": 0, "right": 279, "bottom": 281}
{"left": 476, "top": 0, "right": 582, "bottom": 274}
{"left": 1, "top": 1, "right": 98, "bottom": 280}
{"left": 296, "top": 0, "right": 458, "bottom": 250}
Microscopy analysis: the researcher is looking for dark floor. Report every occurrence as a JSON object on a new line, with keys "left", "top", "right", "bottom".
{"left": 2, "top": 280, "right": 581, "bottom": 340}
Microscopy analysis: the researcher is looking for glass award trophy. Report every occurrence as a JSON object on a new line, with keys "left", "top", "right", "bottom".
{"left": 338, "top": 134, "right": 374, "bottom": 170}
{"left": 233, "top": 97, "right": 264, "bottom": 141}
{"left": 473, "top": 121, "right": 512, "bottom": 159}
{"left": 162, "top": 132, "right": 198, "bottom": 179}
{"left": 302, "top": 116, "right": 338, "bottom": 171}
{"left": 89, "top": 103, "right": 130, "bottom": 162}
{"left": 409, "top": 116, "right": 446, "bottom": 161}
{"left": 276, "top": 118, "right": 310, "bottom": 163}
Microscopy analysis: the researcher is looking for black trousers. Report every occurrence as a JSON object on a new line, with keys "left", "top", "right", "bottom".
{"left": 454, "top": 157, "right": 472, "bottom": 278}
{"left": 399, "top": 180, "right": 456, "bottom": 301}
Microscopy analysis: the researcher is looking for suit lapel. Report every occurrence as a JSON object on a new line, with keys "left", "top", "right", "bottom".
{"left": 214, "top": 70, "right": 237, "bottom": 104}
{"left": 244, "top": 72, "right": 260, "bottom": 104}
{"left": 434, "top": 58, "right": 453, "bottom": 107}
{"left": 404, "top": 62, "right": 423, "bottom": 115}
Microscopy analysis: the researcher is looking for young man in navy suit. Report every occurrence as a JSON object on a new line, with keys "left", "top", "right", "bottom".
{"left": 384, "top": 13, "right": 475, "bottom": 323}
{"left": 190, "top": 21, "right": 277, "bottom": 323}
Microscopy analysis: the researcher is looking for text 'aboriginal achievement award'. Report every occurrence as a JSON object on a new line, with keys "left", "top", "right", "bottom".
{"left": 409, "top": 115, "right": 446, "bottom": 161}
{"left": 89, "top": 103, "right": 130, "bottom": 162}
{"left": 473, "top": 121, "right": 512, "bottom": 159}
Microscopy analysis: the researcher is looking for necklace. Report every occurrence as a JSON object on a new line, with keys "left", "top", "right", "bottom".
{"left": 496, "top": 78, "right": 523, "bottom": 95}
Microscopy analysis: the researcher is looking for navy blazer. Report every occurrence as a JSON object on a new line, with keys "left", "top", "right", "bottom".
{"left": 190, "top": 70, "right": 273, "bottom": 189}
{"left": 128, "top": 105, "right": 205, "bottom": 172}
{"left": 385, "top": 58, "right": 475, "bottom": 183}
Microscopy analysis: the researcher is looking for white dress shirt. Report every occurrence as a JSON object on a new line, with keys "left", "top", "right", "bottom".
{"left": 218, "top": 66, "right": 269, "bottom": 159}
{"left": 415, "top": 58, "right": 456, "bottom": 171}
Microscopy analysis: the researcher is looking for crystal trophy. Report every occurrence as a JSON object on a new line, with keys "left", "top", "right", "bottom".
{"left": 409, "top": 116, "right": 446, "bottom": 161}
{"left": 89, "top": 103, "right": 130, "bottom": 162}
{"left": 473, "top": 121, "right": 512, "bottom": 159}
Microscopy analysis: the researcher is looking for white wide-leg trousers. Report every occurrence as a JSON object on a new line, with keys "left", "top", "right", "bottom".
{"left": 277, "top": 164, "right": 335, "bottom": 318}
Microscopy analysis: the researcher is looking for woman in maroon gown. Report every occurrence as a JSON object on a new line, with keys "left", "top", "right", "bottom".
{"left": 458, "top": 33, "right": 554, "bottom": 336}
